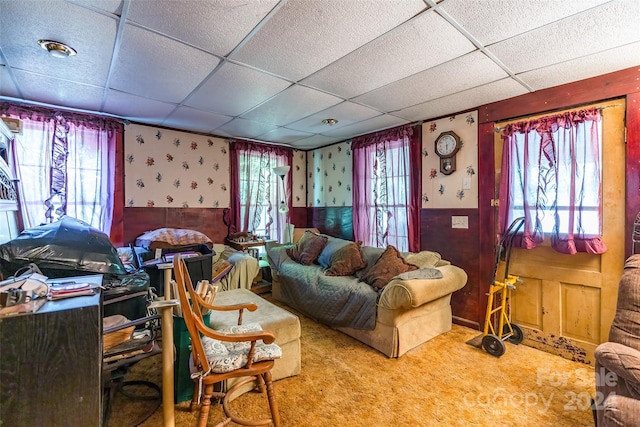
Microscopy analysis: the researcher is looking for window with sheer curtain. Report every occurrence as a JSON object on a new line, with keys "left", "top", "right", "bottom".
{"left": 230, "top": 140, "right": 292, "bottom": 242}
{"left": 498, "top": 107, "right": 606, "bottom": 255}
{"left": 2, "top": 104, "right": 120, "bottom": 235}
{"left": 352, "top": 125, "right": 421, "bottom": 252}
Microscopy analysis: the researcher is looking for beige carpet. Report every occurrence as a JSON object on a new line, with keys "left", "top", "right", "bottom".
{"left": 109, "top": 299, "right": 596, "bottom": 427}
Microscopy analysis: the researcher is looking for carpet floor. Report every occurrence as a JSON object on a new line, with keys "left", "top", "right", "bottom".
{"left": 108, "top": 296, "right": 596, "bottom": 427}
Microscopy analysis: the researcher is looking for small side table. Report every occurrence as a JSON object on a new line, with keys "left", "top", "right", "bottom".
{"left": 225, "top": 238, "right": 276, "bottom": 253}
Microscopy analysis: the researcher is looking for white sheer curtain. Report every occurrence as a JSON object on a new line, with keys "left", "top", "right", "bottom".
{"left": 351, "top": 125, "right": 421, "bottom": 252}
{"left": 498, "top": 108, "right": 606, "bottom": 254}
{"left": 7, "top": 111, "right": 116, "bottom": 234}
{"left": 230, "top": 140, "right": 292, "bottom": 243}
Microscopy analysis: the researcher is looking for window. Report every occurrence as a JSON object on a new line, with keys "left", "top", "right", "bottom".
{"left": 238, "top": 153, "right": 279, "bottom": 237}
{"left": 352, "top": 125, "right": 421, "bottom": 252}
{"left": 498, "top": 107, "right": 606, "bottom": 254}
{"left": 3, "top": 105, "right": 119, "bottom": 235}
{"left": 230, "top": 140, "right": 292, "bottom": 243}
{"left": 368, "top": 144, "right": 410, "bottom": 249}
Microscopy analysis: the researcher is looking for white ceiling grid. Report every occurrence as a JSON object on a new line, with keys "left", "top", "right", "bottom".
{"left": 0, "top": 0, "right": 638, "bottom": 149}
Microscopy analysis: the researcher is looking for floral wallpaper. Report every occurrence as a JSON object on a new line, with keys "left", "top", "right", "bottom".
{"left": 124, "top": 124, "right": 230, "bottom": 208}
{"left": 124, "top": 113, "right": 478, "bottom": 211}
{"left": 421, "top": 111, "right": 479, "bottom": 209}
{"left": 306, "top": 141, "right": 353, "bottom": 207}
{"left": 291, "top": 150, "right": 306, "bottom": 207}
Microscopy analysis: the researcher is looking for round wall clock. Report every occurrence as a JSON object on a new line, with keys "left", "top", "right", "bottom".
{"left": 434, "top": 131, "right": 461, "bottom": 175}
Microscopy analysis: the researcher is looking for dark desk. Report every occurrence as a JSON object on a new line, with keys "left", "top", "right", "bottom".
{"left": 0, "top": 275, "right": 103, "bottom": 427}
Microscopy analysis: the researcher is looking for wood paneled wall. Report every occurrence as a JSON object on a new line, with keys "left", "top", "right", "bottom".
{"left": 122, "top": 207, "right": 227, "bottom": 246}
{"left": 307, "top": 206, "right": 354, "bottom": 241}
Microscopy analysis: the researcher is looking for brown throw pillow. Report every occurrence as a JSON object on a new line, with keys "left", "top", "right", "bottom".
{"left": 286, "top": 230, "right": 328, "bottom": 265}
{"left": 361, "top": 245, "right": 418, "bottom": 291}
{"left": 326, "top": 241, "right": 366, "bottom": 276}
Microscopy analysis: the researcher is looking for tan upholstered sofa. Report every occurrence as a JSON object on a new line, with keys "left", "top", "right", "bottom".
{"left": 266, "top": 231, "right": 467, "bottom": 358}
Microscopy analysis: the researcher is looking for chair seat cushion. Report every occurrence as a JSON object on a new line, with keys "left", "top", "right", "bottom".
{"left": 201, "top": 322, "right": 282, "bottom": 373}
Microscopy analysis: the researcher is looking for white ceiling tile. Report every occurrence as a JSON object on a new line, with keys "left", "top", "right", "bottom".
{"left": 287, "top": 101, "right": 382, "bottom": 133}
{"left": 233, "top": 0, "right": 427, "bottom": 80}
{"left": 126, "top": 0, "right": 280, "bottom": 56}
{"left": 354, "top": 51, "right": 508, "bottom": 112}
{"left": 184, "top": 62, "right": 291, "bottom": 116}
{"left": 257, "top": 127, "right": 313, "bottom": 144}
{"left": 12, "top": 70, "right": 105, "bottom": 111}
{"left": 110, "top": 24, "right": 221, "bottom": 103}
{"left": 293, "top": 134, "right": 345, "bottom": 149}
{"left": 302, "top": 11, "right": 475, "bottom": 98}
{"left": 394, "top": 78, "right": 529, "bottom": 122}
{"left": 0, "top": 67, "right": 19, "bottom": 98}
{"left": 0, "top": 0, "right": 116, "bottom": 87}
{"left": 69, "top": 0, "right": 123, "bottom": 14}
{"left": 241, "top": 85, "right": 343, "bottom": 126}
{"left": 440, "top": 0, "right": 610, "bottom": 46}
{"left": 488, "top": 0, "right": 640, "bottom": 74}
{"left": 215, "top": 117, "right": 279, "bottom": 139}
{"left": 518, "top": 42, "right": 640, "bottom": 91}
{"left": 103, "top": 90, "right": 178, "bottom": 121}
{"left": 322, "top": 114, "right": 408, "bottom": 138}
{"left": 163, "top": 106, "right": 232, "bottom": 133}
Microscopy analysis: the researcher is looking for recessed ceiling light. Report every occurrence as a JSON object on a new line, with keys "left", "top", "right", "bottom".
{"left": 38, "top": 39, "right": 77, "bottom": 58}
{"left": 322, "top": 118, "right": 338, "bottom": 125}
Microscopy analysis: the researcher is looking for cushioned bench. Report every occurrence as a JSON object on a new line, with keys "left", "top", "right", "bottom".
{"left": 207, "top": 288, "right": 301, "bottom": 396}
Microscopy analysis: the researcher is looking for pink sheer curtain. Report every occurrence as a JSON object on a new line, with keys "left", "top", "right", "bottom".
{"left": 1, "top": 102, "right": 120, "bottom": 235}
{"left": 352, "top": 124, "right": 421, "bottom": 252}
{"left": 230, "top": 140, "right": 292, "bottom": 242}
{"left": 498, "top": 108, "right": 606, "bottom": 254}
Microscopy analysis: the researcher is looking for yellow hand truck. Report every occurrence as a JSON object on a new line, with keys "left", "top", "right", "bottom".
{"left": 481, "top": 217, "right": 525, "bottom": 357}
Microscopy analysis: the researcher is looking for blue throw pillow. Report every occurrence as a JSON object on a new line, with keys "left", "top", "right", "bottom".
{"left": 317, "top": 236, "right": 352, "bottom": 268}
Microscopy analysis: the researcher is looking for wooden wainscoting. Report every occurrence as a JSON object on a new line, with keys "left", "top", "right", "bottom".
{"left": 122, "top": 207, "right": 227, "bottom": 245}
{"left": 421, "top": 208, "right": 481, "bottom": 329}
{"left": 307, "top": 206, "right": 354, "bottom": 241}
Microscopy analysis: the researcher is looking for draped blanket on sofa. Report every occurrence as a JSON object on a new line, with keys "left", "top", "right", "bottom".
{"left": 269, "top": 246, "right": 378, "bottom": 330}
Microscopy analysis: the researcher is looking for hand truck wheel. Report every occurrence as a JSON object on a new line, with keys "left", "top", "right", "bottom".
{"left": 481, "top": 334, "right": 506, "bottom": 357}
{"left": 503, "top": 323, "right": 524, "bottom": 345}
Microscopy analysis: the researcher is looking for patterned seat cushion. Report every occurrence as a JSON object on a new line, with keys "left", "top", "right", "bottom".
{"left": 201, "top": 322, "right": 282, "bottom": 373}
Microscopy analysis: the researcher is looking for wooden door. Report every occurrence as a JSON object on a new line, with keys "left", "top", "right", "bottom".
{"left": 493, "top": 99, "right": 626, "bottom": 364}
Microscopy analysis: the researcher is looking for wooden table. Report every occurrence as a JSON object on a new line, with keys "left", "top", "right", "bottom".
{"left": 0, "top": 275, "right": 103, "bottom": 426}
{"left": 225, "top": 238, "right": 276, "bottom": 253}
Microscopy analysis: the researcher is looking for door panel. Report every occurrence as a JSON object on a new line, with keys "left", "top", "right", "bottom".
{"left": 494, "top": 99, "right": 625, "bottom": 364}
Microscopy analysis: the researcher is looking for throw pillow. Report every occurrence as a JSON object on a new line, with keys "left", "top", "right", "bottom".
{"left": 404, "top": 251, "right": 442, "bottom": 269}
{"left": 361, "top": 245, "right": 418, "bottom": 291}
{"left": 317, "top": 236, "right": 352, "bottom": 268}
{"left": 326, "top": 241, "right": 366, "bottom": 276}
{"left": 286, "top": 230, "right": 328, "bottom": 265}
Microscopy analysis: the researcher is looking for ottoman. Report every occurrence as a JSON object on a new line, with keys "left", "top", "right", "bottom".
{"left": 207, "top": 288, "right": 301, "bottom": 397}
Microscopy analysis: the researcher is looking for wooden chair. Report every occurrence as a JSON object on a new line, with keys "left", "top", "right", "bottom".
{"left": 172, "top": 254, "right": 281, "bottom": 427}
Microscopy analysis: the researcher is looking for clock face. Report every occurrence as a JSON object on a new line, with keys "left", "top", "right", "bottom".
{"left": 436, "top": 134, "right": 457, "bottom": 156}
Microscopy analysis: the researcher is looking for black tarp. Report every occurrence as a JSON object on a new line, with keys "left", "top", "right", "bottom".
{"left": 0, "top": 216, "right": 127, "bottom": 278}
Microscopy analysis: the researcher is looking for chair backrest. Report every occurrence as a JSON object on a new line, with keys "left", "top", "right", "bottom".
{"left": 173, "top": 254, "right": 211, "bottom": 374}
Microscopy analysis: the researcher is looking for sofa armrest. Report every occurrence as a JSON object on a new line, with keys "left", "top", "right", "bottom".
{"left": 378, "top": 264, "right": 467, "bottom": 310}
{"left": 601, "top": 395, "right": 640, "bottom": 427}
{"left": 596, "top": 342, "right": 640, "bottom": 393}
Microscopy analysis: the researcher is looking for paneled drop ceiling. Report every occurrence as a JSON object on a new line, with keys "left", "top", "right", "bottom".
{"left": 0, "top": 0, "right": 638, "bottom": 149}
